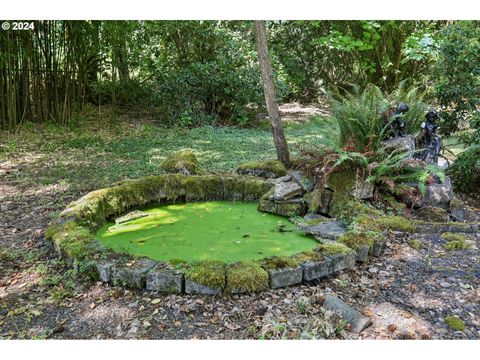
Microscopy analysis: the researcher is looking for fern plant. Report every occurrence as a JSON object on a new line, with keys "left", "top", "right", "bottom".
{"left": 328, "top": 82, "right": 428, "bottom": 152}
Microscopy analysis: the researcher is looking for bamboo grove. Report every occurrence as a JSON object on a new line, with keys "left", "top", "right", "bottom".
{"left": 0, "top": 20, "right": 132, "bottom": 131}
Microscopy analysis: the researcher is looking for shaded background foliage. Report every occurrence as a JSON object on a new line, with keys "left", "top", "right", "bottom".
{"left": 1, "top": 20, "right": 479, "bottom": 191}
{"left": 0, "top": 19, "right": 455, "bottom": 130}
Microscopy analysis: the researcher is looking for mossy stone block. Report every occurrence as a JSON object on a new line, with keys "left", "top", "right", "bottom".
{"left": 372, "top": 238, "right": 387, "bottom": 257}
{"left": 95, "top": 259, "right": 117, "bottom": 282}
{"left": 146, "top": 266, "right": 184, "bottom": 293}
{"left": 111, "top": 258, "right": 158, "bottom": 289}
{"left": 301, "top": 257, "right": 333, "bottom": 281}
{"left": 185, "top": 279, "right": 222, "bottom": 295}
{"left": 268, "top": 266, "right": 303, "bottom": 289}
{"left": 355, "top": 244, "right": 370, "bottom": 262}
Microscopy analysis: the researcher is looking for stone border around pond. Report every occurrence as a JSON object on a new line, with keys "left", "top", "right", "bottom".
{"left": 45, "top": 173, "right": 392, "bottom": 295}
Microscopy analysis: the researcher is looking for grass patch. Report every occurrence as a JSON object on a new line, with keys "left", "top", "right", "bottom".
{"left": 0, "top": 106, "right": 332, "bottom": 192}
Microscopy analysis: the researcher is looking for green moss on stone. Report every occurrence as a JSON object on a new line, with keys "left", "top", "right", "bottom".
{"left": 408, "top": 239, "right": 422, "bottom": 251}
{"left": 236, "top": 160, "right": 287, "bottom": 178}
{"left": 355, "top": 214, "right": 415, "bottom": 233}
{"left": 51, "top": 222, "right": 98, "bottom": 260}
{"left": 292, "top": 250, "right": 324, "bottom": 263}
{"left": 317, "top": 242, "right": 355, "bottom": 256}
{"left": 444, "top": 316, "right": 465, "bottom": 331}
{"left": 162, "top": 149, "right": 201, "bottom": 175}
{"left": 261, "top": 256, "right": 300, "bottom": 270}
{"left": 226, "top": 261, "right": 269, "bottom": 293}
{"left": 338, "top": 231, "right": 380, "bottom": 250}
{"left": 185, "top": 260, "right": 226, "bottom": 289}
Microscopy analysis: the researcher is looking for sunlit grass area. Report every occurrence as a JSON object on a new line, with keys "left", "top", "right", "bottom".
{"left": 0, "top": 108, "right": 336, "bottom": 192}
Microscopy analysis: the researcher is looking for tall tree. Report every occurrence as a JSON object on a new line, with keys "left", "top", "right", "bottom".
{"left": 253, "top": 20, "right": 290, "bottom": 166}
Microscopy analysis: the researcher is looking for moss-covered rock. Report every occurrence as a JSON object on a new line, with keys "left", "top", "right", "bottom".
{"left": 236, "top": 160, "right": 287, "bottom": 179}
{"left": 338, "top": 230, "right": 379, "bottom": 250}
{"left": 258, "top": 188, "right": 307, "bottom": 217}
{"left": 184, "top": 260, "right": 226, "bottom": 289}
{"left": 162, "top": 149, "right": 201, "bottom": 175}
{"left": 355, "top": 214, "right": 415, "bottom": 233}
{"left": 415, "top": 206, "right": 449, "bottom": 222}
{"left": 304, "top": 187, "right": 333, "bottom": 215}
{"left": 317, "top": 242, "right": 355, "bottom": 256}
{"left": 226, "top": 261, "right": 269, "bottom": 293}
{"left": 260, "top": 256, "right": 301, "bottom": 270}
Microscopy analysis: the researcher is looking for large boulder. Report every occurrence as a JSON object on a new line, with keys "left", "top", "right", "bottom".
{"left": 382, "top": 135, "right": 416, "bottom": 157}
{"left": 236, "top": 160, "right": 287, "bottom": 179}
{"left": 162, "top": 149, "right": 201, "bottom": 175}
{"left": 421, "top": 176, "right": 454, "bottom": 209}
{"left": 304, "top": 187, "right": 333, "bottom": 215}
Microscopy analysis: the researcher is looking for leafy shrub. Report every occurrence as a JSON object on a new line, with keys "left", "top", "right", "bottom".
{"left": 450, "top": 145, "right": 480, "bottom": 193}
{"left": 434, "top": 21, "right": 480, "bottom": 136}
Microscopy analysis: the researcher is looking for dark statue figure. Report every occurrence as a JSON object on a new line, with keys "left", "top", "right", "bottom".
{"left": 383, "top": 102, "right": 409, "bottom": 139}
{"left": 415, "top": 109, "right": 442, "bottom": 164}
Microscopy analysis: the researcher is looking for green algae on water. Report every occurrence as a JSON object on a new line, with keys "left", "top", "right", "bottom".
{"left": 95, "top": 201, "right": 317, "bottom": 263}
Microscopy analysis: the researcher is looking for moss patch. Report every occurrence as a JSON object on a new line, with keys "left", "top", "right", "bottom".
{"left": 185, "top": 260, "right": 226, "bottom": 289}
{"left": 162, "top": 149, "right": 201, "bottom": 175}
{"left": 316, "top": 242, "right": 355, "bottom": 256}
{"left": 291, "top": 250, "right": 324, "bottom": 263}
{"left": 407, "top": 239, "right": 422, "bottom": 251}
{"left": 444, "top": 316, "right": 465, "bottom": 331}
{"left": 226, "top": 261, "right": 269, "bottom": 293}
{"left": 355, "top": 214, "right": 415, "bottom": 233}
{"left": 260, "top": 256, "right": 300, "bottom": 270}
{"left": 442, "top": 233, "right": 469, "bottom": 251}
{"left": 236, "top": 160, "right": 287, "bottom": 178}
{"left": 338, "top": 231, "right": 380, "bottom": 250}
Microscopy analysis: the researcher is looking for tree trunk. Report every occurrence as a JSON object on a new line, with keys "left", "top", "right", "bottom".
{"left": 253, "top": 20, "right": 290, "bottom": 167}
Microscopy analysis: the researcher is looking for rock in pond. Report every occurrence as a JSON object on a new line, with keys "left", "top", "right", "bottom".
{"left": 115, "top": 210, "right": 150, "bottom": 224}
{"left": 298, "top": 220, "right": 347, "bottom": 240}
